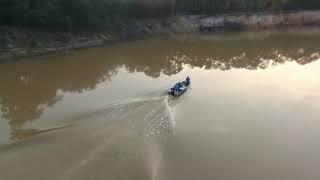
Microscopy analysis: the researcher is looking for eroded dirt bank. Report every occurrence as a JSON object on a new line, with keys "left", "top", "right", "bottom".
{"left": 1, "top": 10, "right": 320, "bottom": 60}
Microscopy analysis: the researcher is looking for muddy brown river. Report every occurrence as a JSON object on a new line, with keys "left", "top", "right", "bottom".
{"left": 1, "top": 30, "right": 320, "bottom": 180}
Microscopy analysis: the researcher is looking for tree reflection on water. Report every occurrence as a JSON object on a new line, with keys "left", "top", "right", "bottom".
{"left": 0, "top": 31, "right": 319, "bottom": 140}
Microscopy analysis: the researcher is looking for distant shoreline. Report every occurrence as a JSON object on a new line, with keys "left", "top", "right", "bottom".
{"left": 1, "top": 10, "right": 320, "bottom": 61}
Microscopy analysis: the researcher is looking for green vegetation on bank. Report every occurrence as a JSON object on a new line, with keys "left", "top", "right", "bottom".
{"left": 1, "top": 0, "right": 320, "bottom": 28}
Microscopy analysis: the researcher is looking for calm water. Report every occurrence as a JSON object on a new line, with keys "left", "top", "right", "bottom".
{"left": 1, "top": 30, "right": 320, "bottom": 180}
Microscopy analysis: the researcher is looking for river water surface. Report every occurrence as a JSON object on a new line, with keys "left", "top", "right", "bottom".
{"left": 1, "top": 30, "right": 320, "bottom": 180}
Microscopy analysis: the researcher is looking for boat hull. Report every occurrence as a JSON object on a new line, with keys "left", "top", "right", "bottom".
{"left": 169, "top": 81, "right": 191, "bottom": 96}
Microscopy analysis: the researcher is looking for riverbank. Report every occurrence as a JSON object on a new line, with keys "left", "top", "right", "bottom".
{"left": 1, "top": 10, "right": 320, "bottom": 61}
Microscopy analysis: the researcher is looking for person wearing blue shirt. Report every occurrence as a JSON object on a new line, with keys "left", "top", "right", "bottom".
{"left": 175, "top": 82, "right": 182, "bottom": 91}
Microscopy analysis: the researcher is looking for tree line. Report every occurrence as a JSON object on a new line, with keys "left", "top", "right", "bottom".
{"left": 1, "top": 0, "right": 320, "bottom": 28}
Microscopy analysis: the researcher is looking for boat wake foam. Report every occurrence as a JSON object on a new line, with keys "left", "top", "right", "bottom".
{"left": 0, "top": 96, "right": 175, "bottom": 180}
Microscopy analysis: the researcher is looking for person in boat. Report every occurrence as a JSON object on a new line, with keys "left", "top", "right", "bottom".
{"left": 185, "top": 76, "right": 191, "bottom": 86}
{"left": 176, "top": 82, "right": 182, "bottom": 90}
{"left": 171, "top": 82, "right": 180, "bottom": 93}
